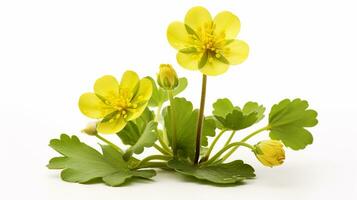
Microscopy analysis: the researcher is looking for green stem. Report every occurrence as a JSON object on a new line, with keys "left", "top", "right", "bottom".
{"left": 155, "top": 103, "right": 163, "bottom": 122}
{"left": 95, "top": 134, "right": 124, "bottom": 154}
{"left": 153, "top": 144, "right": 172, "bottom": 156}
{"left": 154, "top": 102, "right": 172, "bottom": 154}
{"left": 137, "top": 155, "right": 171, "bottom": 168}
{"left": 240, "top": 125, "right": 270, "bottom": 142}
{"left": 201, "top": 129, "right": 227, "bottom": 162}
{"left": 225, "top": 131, "right": 237, "bottom": 146}
{"left": 204, "top": 142, "right": 254, "bottom": 165}
{"left": 194, "top": 74, "right": 207, "bottom": 165}
{"left": 158, "top": 135, "right": 172, "bottom": 153}
{"left": 217, "top": 125, "right": 270, "bottom": 164}
{"left": 168, "top": 90, "right": 177, "bottom": 156}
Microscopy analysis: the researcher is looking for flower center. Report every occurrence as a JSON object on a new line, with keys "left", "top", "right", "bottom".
{"left": 192, "top": 22, "right": 226, "bottom": 58}
{"left": 106, "top": 88, "right": 138, "bottom": 119}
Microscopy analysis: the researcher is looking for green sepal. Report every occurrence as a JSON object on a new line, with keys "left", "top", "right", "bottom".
{"left": 179, "top": 47, "right": 198, "bottom": 54}
{"left": 198, "top": 51, "right": 208, "bottom": 69}
{"left": 101, "top": 110, "right": 119, "bottom": 123}
{"left": 185, "top": 24, "right": 199, "bottom": 38}
{"left": 215, "top": 54, "right": 229, "bottom": 64}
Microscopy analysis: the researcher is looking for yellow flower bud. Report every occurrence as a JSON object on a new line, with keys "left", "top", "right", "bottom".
{"left": 157, "top": 64, "right": 179, "bottom": 90}
{"left": 254, "top": 140, "right": 285, "bottom": 167}
{"left": 81, "top": 121, "right": 98, "bottom": 136}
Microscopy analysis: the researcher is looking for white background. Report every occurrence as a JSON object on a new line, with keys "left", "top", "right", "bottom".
{"left": 1, "top": 0, "right": 356, "bottom": 199}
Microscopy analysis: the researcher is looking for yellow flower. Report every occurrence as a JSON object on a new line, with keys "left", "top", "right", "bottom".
{"left": 254, "top": 140, "right": 285, "bottom": 167}
{"left": 167, "top": 6, "right": 249, "bottom": 76}
{"left": 78, "top": 71, "right": 153, "bottom": 134}
{"left": 157, "top": 64, "right": 179, "bottom": 90}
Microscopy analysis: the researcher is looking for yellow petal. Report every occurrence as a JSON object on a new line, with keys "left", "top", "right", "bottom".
{"left": 222, "top": 40, "right": 249, "bottom": 65}
{"left": 97, "top": 117, "right": 126, "bottom": 134}
{"left": 213, "top": 11, "right": 240, "bottom": 39}
{"left": 199, "top": 59, "right": 229, "bottom": 76}
{"left": 132, "top": 78, "right": 153, "bottom": 104}
{"left": 94, "top": 75, "right": 119, "bottom": 99}
{"left": 78, "top": 93, "right": 114, "bottom": 118}
{"left": 120, "top": 70, "right": 139, "bottom": 95}
{"left": 126, "top": 102, "right": 148, "bottom": 121}
{"left": 184, "top": 6, "right": 212, "bottom": 31}
{"left": 176, "top": 52, "right": 201, "bottom": 70}
{"left": 167, "top": 22, "right": 191, "bottom": 49}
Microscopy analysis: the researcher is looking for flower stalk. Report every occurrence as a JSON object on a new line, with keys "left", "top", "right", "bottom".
{"left": 204, "top": 142, "right": 254, "bottom": 165}
{"left": 168, "top": 90, "right": 178, "bottom": 156}
{"left": 201, "top": 129, "right": 227, "bottom": 162}
{"left": 95, "top": 134, "right": 124, "bottom": 154}
{"left": 217, "top": 125, "right": 270, "bottom": 164}
{"left": 194, "top": 74, "right": 207, "bottom": 164}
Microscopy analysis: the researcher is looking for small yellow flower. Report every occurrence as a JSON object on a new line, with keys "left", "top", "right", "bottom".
{"left": 157, "top": 64, "right": 179, "bottom": 90}
{"left": 78, "top": 71, "right": 153, "bottom": 134}
{"left": 254, "top": 140, "right": 285, "bottom": 167}
{"left": 167, "top": 6, "right": 249, "bottom": 76}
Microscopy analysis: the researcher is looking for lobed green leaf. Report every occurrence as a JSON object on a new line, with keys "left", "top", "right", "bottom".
{"left": 212, "top": 98, "right": 265, "bottom": 130}
{"left": 168, "top": 159, "right": 255, "bottom": 184}
{"left": 48, "top": 134, "right": 156, "bottom": 186}
{"left": 268, "top": 98, "right": 318, "bottom": 150}
{"left": 163, "top": 98, "right": 216, "bottom": 161}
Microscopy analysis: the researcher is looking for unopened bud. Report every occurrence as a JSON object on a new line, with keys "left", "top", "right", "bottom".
{"left": 157, "top": 64, "right": 179, "bottom": 90}
{"left": 81, "top": 121, "right": 98, "bottom": 136}
{"left": 254, "top": 140, "right": 285, "bottom": 167}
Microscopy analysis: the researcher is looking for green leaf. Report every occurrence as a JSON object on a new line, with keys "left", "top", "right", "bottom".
{"left": 213, "top": 98, "right": 235, "bottom": 117}
{"left": 101, "top": 169, "right": 156, "bottom": 186}
{"left": 117, "top": 108, "right": 158, "bottom": 158}
{"left": 147, "top": 77, "right": 188, "bottom": 107}
{"left": 124, "top": 121, "right": 158, "bottom": 158}
{"left": 163, "top": 98, "right": 216, "bottom": 161}
{"left": 198, "top": 51, "right": 208, "bottom": 69}
{"left": 213, "top": 99, "right": 265, "bottom": 130}
{"left": 117, "top": 108, "right": 155, "bottom": 145}
{"left": 168, "top": 159, "right": 255, "bottom": 184}
{"left": 147, "top": 77, "right": 165, "bottom": 107}
{"left": 201, "top": 117, "right": 216, "bottom": 146}
{"left": 215, "top": 110, "right": 258, "bottom": 131}
{"left": 47, "top": 157, "right": 68, "bottom": 169}
{"left": 115, "top": 108, "right": 158, "bottom": 159}
{"left": 48, "top": 134, "right": 156, "bottom": 186}
{"left": 179, "top": 47, "right": 198, "bottom": 54}
{"left": 242, "top": 102, "right": 266, "bottom": 122}
{"left": 163, "top": 98, "right": 198, "bottom": 160}
{"left": 268, "top": 98, "right": 318, "bottom": 150}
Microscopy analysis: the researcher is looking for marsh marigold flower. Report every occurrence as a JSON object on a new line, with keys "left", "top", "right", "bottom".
{"left": 78, "top": 71, "right": 152, "bottom": 134}
{"left": 167, "top": 6, "right": 249, "bottom": 76}
{"left": 157, "top": 64, "right": 179, "bottom": 90}
{"left": 254, "top": 140, "right": 285, "bottom": 167}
